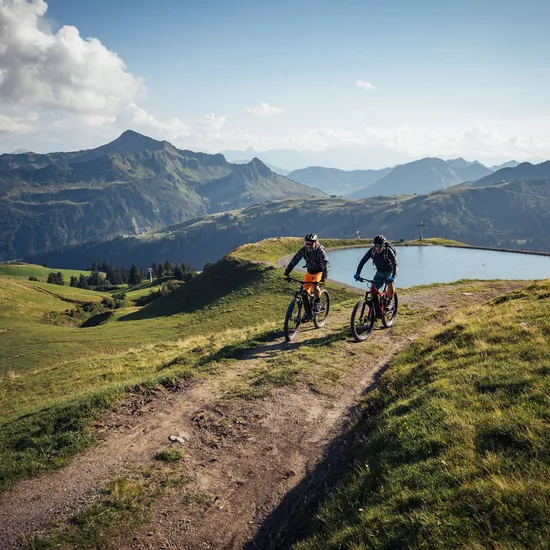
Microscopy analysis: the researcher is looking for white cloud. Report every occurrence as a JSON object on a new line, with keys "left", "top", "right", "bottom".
{"left": 117, "top": 102, "right": 190, "bottom": 141}
{"left": 356, "top": 80, "right": 374, "bottom": 91}
{"left": 0, "top": 0, "right": 142, "bottom": 112}
{"left": 286, "top": 125, "right": 415, "bottom": 152}
{"left": 0, "top": 0, "right": 195, "bottom": 150}
{"left": 197, "top": 113, "right": 227, "bottom": 131}
{"left": 0, "top": 112, "right": 33, "bottom": 133}
{"left": 0, "top": 2, "right": 547, "bottom": 167}
{"left": 244, "top": 101, "right": 286, "bottom": 117}
{"left": 423, "top": 124, "right": 550, "bottom": 162}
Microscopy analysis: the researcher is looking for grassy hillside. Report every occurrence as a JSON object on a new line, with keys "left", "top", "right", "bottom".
{"left": 472, "top": 160, "right": 550, "bottom": 187}
{"left": 0, "top": 262, "right": 95, "bottom": 280}
{"left": 294, "top": 280, "right": 550, "bottom": 549}
{"left": 0, "top": 244, "right": 357, "bottom": 491}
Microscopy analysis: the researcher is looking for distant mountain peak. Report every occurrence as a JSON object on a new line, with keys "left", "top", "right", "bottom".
{"left": 242, "top": 157, "right": 272, "bottom": 178}
{"left": 250, "top": 156, "right": 266, "bottom": 167}
{"left": 73, "top": 130, "right": 173, "bottom": 163}
{"left": 109, "top": 130, "right": 165, "bottom": 150}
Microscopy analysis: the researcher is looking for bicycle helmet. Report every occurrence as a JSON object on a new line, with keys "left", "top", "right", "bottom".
{"left": 373, "top": 234, "right": 386, "bottom": 245}
{"left": 304, "top": 233, "right": 318, "bottom": 242}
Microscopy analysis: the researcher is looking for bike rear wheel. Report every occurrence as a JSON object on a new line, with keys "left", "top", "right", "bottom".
{"left": 382, "top": 292, "right": 398, "bottom": 328}
{"left": 284, "top": 297, "right": 302, "bottom": 342}
{"left": 313, "top": 290, "right": 330, "bottom": 328}
{"left": 351, "top": 299, "right": 375, "bottom": 341}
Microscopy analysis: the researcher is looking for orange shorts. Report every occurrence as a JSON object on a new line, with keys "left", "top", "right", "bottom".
{"left": 303, "top": 271, "right": 322, "bottom": 294}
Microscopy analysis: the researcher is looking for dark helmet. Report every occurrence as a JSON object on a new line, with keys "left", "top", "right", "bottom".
{"left": 373, "top": 234, "right": 386, "bottom": 245}
{"left": 304, "top": 233, "right": 318, "bottom": 242}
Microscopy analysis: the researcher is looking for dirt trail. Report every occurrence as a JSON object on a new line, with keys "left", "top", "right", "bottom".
{"left": 0, "top": 281, "right": 525, "bottom": 549}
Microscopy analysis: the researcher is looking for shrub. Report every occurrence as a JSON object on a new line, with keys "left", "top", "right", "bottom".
{"left": 154, "top": 448, "right": 183, "bottom": 462}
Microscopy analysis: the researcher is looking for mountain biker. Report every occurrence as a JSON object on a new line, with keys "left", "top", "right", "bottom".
{"left": 353, "top": 235, "right": 398, "bottom": 303}
{"left": 282, "top": 233, "right": 330, "bottom": 313}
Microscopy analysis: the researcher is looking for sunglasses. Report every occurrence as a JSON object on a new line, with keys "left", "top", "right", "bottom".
{"left": 305, "top": 241, "right": 315, "bottom": 247}
{"left": 374, "top": 244, "right": 383, "bottom": 248}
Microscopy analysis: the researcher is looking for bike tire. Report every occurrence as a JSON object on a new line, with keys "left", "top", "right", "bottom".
{"left": 284, "top": 297, "right": 302, "bottom": 342}
{"left": 350, "top": 299, "right": 375, "bottom": 341}
{"left": 313, "top": 290, "right": 330, "bottom": 328}
{"left": 382, "top": 292, "right": 398, "bottom": 328}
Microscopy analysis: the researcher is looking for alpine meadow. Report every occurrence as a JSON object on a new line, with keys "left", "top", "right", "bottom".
{"left": 1, "top": 0, "right": 550, "bottom": 548}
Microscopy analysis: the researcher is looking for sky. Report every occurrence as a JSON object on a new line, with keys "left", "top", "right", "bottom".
{"left": 0, "top": 0, "right": 549, "bottom": 169}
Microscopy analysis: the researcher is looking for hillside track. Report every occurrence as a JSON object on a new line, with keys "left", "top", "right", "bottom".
{"left": 0, "top": 280, "right": 527, "bottom": 549}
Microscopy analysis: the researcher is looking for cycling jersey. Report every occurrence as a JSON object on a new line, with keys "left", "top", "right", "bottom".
{"left": 356, "top": 245, "right": 398, "bottom": 278}
{"left": 285, "top": 244, "right": 330, "bottom": 280}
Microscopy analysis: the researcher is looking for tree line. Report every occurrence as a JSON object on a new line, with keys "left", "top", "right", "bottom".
{"left": 40, "top": 259, "right": 196, "bottom": 289}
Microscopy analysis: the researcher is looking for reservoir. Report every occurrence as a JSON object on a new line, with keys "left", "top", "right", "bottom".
{"left": 327, "top": 246, "right": 550, "bottom": 289}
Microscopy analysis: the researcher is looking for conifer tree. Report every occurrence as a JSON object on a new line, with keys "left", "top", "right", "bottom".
{"left": 128, "top": 264, "right": 141, "bottom": 286}
{"left": 173, "top": 264, "right": 184, "bottom": 281}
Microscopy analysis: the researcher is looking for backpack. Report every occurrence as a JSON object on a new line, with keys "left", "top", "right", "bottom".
{"left": 383, "top": 242, "right": 397, "bottom": 261}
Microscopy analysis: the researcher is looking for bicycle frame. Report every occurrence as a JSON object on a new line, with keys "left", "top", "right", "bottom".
{"left": 350, "top": 276, "right": 397, "bottom": 342}
{"left": 358, "top": 277, "right": 388, "bottom": 318}
{"left": 286, "top": 276, "right": 319, "bottom": 320}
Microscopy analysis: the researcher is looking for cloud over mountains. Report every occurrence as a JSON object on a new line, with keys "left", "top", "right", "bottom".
{"left": 0, "top": 0, "right": 548, "bottom": 168}
{"left": 244, "top": 102, "right": 287, "bottom": 117}
{"left": 0, "top": 0, "right": 141, "bottom": 112}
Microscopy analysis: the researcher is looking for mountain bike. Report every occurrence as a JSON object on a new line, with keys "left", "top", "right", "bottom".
{"left": 350, "top": 277, "right": 398, "bottom": 342}
{"left": 283, "top": 277, "right": 330, "bottom": 342}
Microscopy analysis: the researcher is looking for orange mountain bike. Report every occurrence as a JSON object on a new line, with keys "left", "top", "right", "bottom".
{"left": 350, "top": 277, "right": 398, "bottom": 341}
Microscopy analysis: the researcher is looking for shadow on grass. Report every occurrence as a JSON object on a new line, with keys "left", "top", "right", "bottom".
{"left": 244, "top": 361, "right": 392, "bottom": 550}
{"left": 236, "top": 326, "right": 350, "bottom": 360}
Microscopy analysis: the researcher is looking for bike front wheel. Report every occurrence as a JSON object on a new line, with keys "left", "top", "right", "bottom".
{"left": 284, "top": 297, "right": 302, "bottom": 342}
{"left": 382, "top": 292, "right": 398, "bottom": 328}
{"left": 313, "top": 290, "right": 330, "bottom": 328}
{"left": 350, "top": 299, "right": 375, "bottom": 341}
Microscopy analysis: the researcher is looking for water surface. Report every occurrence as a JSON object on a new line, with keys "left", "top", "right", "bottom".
{"left": 327, "top": 246, "right": 550, "bottom": 289}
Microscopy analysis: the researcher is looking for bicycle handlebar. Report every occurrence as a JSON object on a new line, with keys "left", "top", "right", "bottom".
{"left": 357, "top": 277, "right": 389, "bottom": 284}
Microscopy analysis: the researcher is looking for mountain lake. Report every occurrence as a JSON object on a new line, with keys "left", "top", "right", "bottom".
{"left": 327, "top": 245, "right": 550, "bottom": 289}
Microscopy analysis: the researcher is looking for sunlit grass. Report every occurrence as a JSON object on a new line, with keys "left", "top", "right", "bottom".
{"left": 294, "top": 279, "right": 550, "bottom": 549}
{"left": 0, "top": 253, "right": 357, "bottom": 491}
{"left": 0, "top": 262, "right": 96, "bottom": 280}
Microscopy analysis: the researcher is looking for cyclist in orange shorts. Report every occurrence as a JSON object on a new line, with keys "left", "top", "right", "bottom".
{"left": 282, "top": 233, "right": 330, "bottom": 313}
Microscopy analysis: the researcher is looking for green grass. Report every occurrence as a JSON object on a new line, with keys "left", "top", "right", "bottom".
{"left": 154, "top": 448, "right": 183, "bottom": 462}
{"left": 0, "top": 252, "right": 358, "bottom": 491}
{"left": 294, "top": 280, "right": 550, "bottom": 549}
{"left": 232, "top": 237, "right": 378, "bottom": 264}
{"left": 0, "top": 262, "right": 96, "bottom": 280}
{"left": 26, "top": 280, "right": 110, "bottom": 302}
{"left": 231, "top": 237, "right": 468, "bottom": 265}
{"left": 409, "top": 237, "right": 468, "bottom": 246}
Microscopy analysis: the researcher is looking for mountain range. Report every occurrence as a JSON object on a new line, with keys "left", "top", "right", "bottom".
{"left": 0, "top": 131, "right": 323, "bottom": 261}
{"left": 221, "top": 145, "right": 414, "bottom": 172}
{"left": 471, "top": 161, "right": 550, "bottom": 187}
{"left": 288, "top": 158, "right": 521, "bottom": 198}
{"left": 286, "top": 166, "right": 392, "bottom": 195}
{"left": 4, "top": 129, "right": 548, "bottom": 265}
{"left": 25, "top": 160, "right": 550, "bottom": 271}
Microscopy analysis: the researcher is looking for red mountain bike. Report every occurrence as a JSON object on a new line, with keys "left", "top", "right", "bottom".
{"left": 350, "top": 277, "right": 398, "bottom": 341}
{"left": 283, "top": 277, "right": 330, "bottom": 342}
